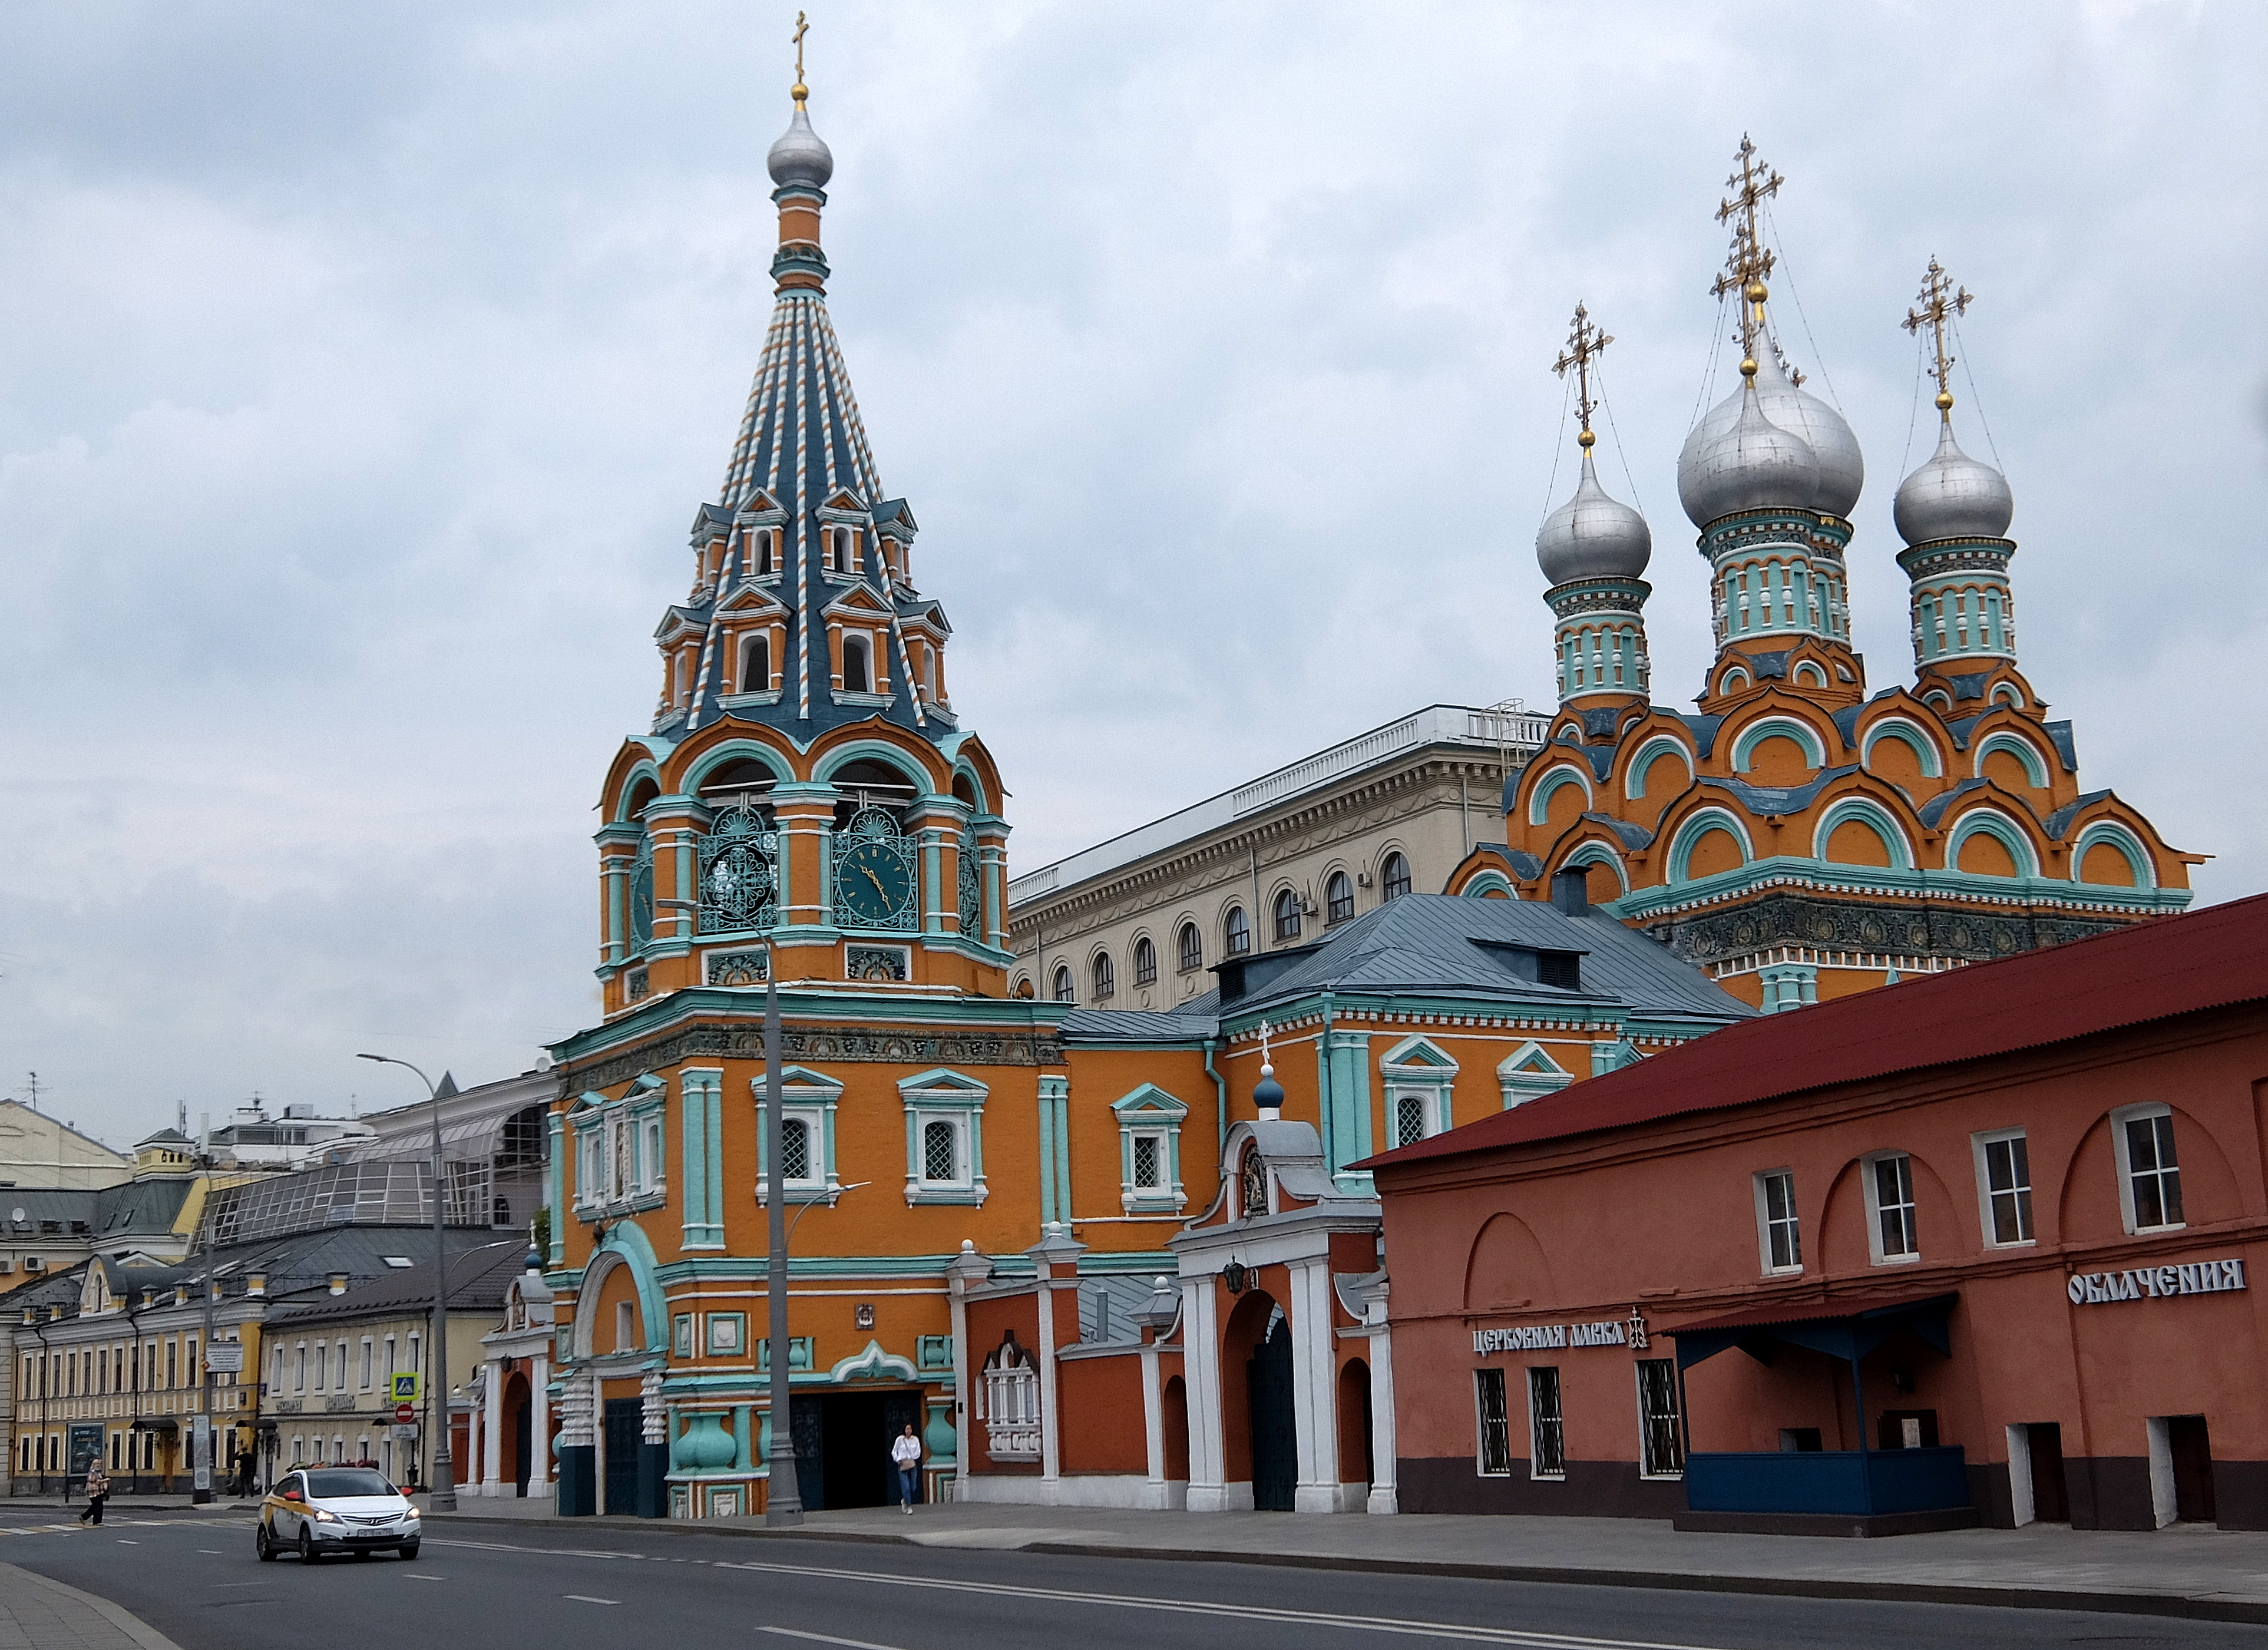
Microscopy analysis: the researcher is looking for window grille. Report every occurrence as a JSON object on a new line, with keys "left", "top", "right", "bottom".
{"left": 981, "top": 1351, "right": 1040, "bottom": 1461}
{"left": 2124, "top": 1113, "right": 2183, "bottom": 1229}
{"left": 957, "top": 839, "right": 982, "bottom": 937}
{"left": 1224, "top": 906, "right": 1250, "bottom": 957}
{"left": 1983, "top": 1134, "right": 2033, "bottom": 1244}
{"left": 1326, "top": 871, "right": 1354, "bottom": 924}
{"left": 1381, "top": 852, "right": 1412, "bottom": 901}
{"left": 1873, "top": 1153, "right": 1919, "bottom": 1259}
{"left": 1273, "top": 890, "right": 1301, "bottom": 942}
{"left": 629, "top": 833, "right": 655, "bottom": 949}
{"left": 1394, "top": 1093, "right": 1429, "bottom": 1149}
{"left": 923, "top": 1119, "right": 958, "bottom": 1183}
{"left": 1528, "top": 1367, "right": 1565, "bottom": 1479}
{"left": 1133, "top": 937, "right": 1157, "bottom": 986}
{"left": 1132, "top": 1135, "right": 1161, "bottom": 1189}
{"left": 1178, "top": 924, "right": 1201, "bottom": 973}
{"left": 1474, "top": 1369, "right": 1512, "bottom": 1475}
{"left": 1092, "top": 952, "right": 1115, "bottom": 1000}
{"left": 781, "top": 1118, "right": 811, "bottom": 1183}
{"left": 1760, "top": 1169, "right": 1801, "bottom": 1270}
{"left": 1636, "top": 1358, "right": 1684, "bottom": 1477}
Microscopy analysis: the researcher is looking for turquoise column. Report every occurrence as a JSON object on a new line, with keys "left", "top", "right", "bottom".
{"left": 706, "top": 1082, "right": 725, "bottom": 1241}
{"left": 1325, "top": 1029, "right": 1373, "bottom": 1186}
{"left": 547, "top": 1112, "right": 567, "bottom": 1265}
{"left": 1037, "top": 1081, "right": 1057, "bottom": 1226}
{"left": 730, "top": 1403, "right": 753, "bottom": 1472}
{"left": 680, "top": 1069, "right": 724, "bottom": 1248}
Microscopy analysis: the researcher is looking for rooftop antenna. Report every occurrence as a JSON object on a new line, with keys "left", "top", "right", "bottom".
{"left": 24, "top": 1072, "right": 39, "bottom": 1113}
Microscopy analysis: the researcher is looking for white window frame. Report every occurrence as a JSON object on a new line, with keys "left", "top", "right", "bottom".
{"left": 755, "top": 1067, "right": 844, "bottom": 1206}
{"left": 1379, "top": 1036, "right": 1459, "bottom": 1147}
{"left": 1473, "top": 1367, "right": 1512, "bottom": 1476}
{"left": 1972, "top": 1127, "right": 2035, "bottom": 1248}
{"left": 2111, "top": 1103, "right": 2186, "bottom": 1235}
{"left": 1110, "top": 1084, "right": 1189, "bottom": 1214}
{"left": 614, "top": 1300, "right": 635, "bottom": 1354}
{"left": 1526, "top": 1365, "right": 1566, "bottom": 1481}
{"left": 899, "top": 1070, "right": 988, "bottom": 1207}
{"left": 1863, "top": 1150, "right": 1921, "bottom": 1264}
{"left": 1753, "top": 1168, "right": 1803, "bottom": 1275}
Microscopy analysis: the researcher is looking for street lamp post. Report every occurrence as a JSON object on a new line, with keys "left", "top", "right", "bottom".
{"left": 356, "top": 1052, "right": 458, "bottom": 1512}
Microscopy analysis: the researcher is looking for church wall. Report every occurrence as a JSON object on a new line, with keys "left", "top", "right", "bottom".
{"left": 1056, "top": 1351, "right": 1149, "bottom": 1476}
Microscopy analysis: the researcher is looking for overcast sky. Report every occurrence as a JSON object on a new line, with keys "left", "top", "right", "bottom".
{"left": 2, "top": 2, "right": 2262, "bottom": 1147}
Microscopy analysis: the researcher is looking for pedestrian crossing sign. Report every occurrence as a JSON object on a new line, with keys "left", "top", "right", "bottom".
{"left": 389, "top": 1373, "right": 421, "bottom": 1402}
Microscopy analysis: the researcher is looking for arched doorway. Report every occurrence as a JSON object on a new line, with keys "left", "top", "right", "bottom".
{"left": 1337, "top": 1358, "right": 1373, "bottom": 1493}
{"left": 504, "top": 1370, "right": 533, "bottom": 1495}
{"left": 1161, "top": 1375, "right": 1190, "bottom": 1483}
{"left": 1248, "top": 1310, "right": 1296, "bottom": 1512}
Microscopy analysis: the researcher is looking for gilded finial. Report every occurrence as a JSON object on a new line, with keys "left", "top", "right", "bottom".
{"left": 791, "top": 9, "right": 810, "bottom": 103}
{"left": 1902, "top": 256, "right": 1973, "bottom": 422}
{"left": 1711, "top": 135, "right": 1784, "bottom": 366}
{"left": 1552, "top": 302, "right": 1614, "bottom": 447}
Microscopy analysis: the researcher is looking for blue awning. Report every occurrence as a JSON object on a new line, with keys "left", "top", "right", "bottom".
{"left": 1665, "top": 1291, "right": 1956, "bottom": 1372}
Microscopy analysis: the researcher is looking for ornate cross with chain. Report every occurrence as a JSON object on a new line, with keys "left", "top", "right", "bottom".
{"left": 1902, "top": 256, "right": 1973, "bottom": 418}
{"left": 791, "top": 10, "right": 809, "bottom": 101}
{"left": 1552, "top": 303, "right": 1612, "bottom": 444}
{"left": 1711, "top": 135, "right": 1783, "bottom": 361}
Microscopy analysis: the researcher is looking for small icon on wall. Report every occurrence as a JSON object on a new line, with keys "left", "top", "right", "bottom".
{"left": 855, "top": 1302, "right": 876, "bottom": 1330}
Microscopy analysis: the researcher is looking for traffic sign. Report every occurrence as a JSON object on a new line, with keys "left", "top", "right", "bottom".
{"left": 394, "top": 1402, "right": 416, "bottom": 1423}
{"left": 389, "top": 1373, "right": 421, "bottom": 1403}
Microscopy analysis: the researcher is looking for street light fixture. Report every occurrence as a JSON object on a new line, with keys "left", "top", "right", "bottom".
{"left": 355, "top": 1052, "right": 458, "bottom": 1512}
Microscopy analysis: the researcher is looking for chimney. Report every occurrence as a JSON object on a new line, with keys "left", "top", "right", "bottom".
{"left": 328, "top": 1272, "right": 348, "bottom": 1295}
{"left": 247, "top": 1272, "right": 267, "bottom": 1297}
{"left": 1552, "top": 868, "right": 1591, "bottom": 917}
{"left": 141, "top": 1288, "right": 156, "bottom": 1309}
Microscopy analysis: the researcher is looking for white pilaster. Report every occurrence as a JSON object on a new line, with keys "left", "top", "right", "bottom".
{"left": 1179, "top": 1279, "right": 1230, "bottom": 1511}
{"left": 481, "top": 1364, "right": 503, "bottom": 1494}
{"left": 531, "top": 1355, "right": 553, "bottom": 1495}
{"left": 1288, "top": 1257, "right": 1339, "bottom": 1514}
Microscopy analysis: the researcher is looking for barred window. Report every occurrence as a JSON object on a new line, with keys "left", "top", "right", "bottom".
{"left": 780, "top": 1117, "right": 811, "bottom": 1183}
{"left": 1528, "top": 1367, "right": 1565, "bottom": 1479}
{"left": 1325, "top": 871, "right": 1354, "bottom": 924}
{"left": 923, "top": 1119, "right": 958, "bottom": 1183}
{"left": 1474, "top": 1369, "right": 1512, "bottom": 1476}
{"left": 1132, "top": 1135, "right": 1162, "bottom": 1190}
{"left": 1133, "top": 936, "right": 1157, "bottom": 986}
{"left": 1636, "top": 1358, "right": 1684, "bottom": 1478}
{"left": 1393, "top": 1092, "right": 1429, "bottom": 1149}
{"left": 1381, "top": 852, "right": 1412, "bottom": 901}
{"left": 1178, "top": 922, "right": 1201, "bottom": 973}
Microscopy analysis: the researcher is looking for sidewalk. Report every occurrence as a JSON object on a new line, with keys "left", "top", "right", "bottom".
{"left": 429, "top": 1495, "right": 2268, "bottom": 1625}
{"left": 0, "top": 1562, "right": 183, "bottom": 1650}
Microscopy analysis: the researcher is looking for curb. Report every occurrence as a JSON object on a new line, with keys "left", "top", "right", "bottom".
{"left": 0, "top": 1561, "right": 188, "bottom": 1650}
{"left": 426, "top": 1512, "right": 2268, "bottom": 1626}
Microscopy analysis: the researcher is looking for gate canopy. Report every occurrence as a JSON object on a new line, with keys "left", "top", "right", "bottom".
{"left": 1665, "top": 1291, "right": 1956, "bottom": 1372}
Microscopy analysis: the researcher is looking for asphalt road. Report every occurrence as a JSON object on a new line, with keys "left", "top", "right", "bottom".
{"left": 1, "top": 1502, "right": 2261, "bottom": 1650}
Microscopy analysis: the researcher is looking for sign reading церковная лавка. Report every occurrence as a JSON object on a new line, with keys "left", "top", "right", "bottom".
{"left": 2068, "top": 1258, "right": 2246, "bottom": 1305}
{"left": 1473, "top": 1321, "right": 1629, "bottom": 1353}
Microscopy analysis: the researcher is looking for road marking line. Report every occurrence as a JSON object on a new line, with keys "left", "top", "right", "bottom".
{"left": 761, "top": 1627, "right": 908, "bottom": 1650}
{"left": 199, "top": 1549, "right": 223, "bottom": 1554}
{"left": 565, "top": 1595, "right": 621, "bottom": 1605}
{"left": 406, "top": 1574, "right": 446, "bottom": 1582}
{"left": 707, "top": 1556, "right": 1730, "bottom": 1649}
{"left": 115, "top": 1539, "right": 139, "bottom": 1545}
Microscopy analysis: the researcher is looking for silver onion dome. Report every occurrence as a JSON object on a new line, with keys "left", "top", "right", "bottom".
{"left": 1893, "top": 421, "right": 2014, "bottom": 545}
{"left": 1676, "top": 346, "right": 1864, "bottom": 523}
{"left": 766, "top": 101, "right": 834, "bottom": 191}
{"left": 1538, "top": 448, "right": 1652, "bottom": 585}
{"left": 1677, "top": 378, "right": 1821, "bottom": 527}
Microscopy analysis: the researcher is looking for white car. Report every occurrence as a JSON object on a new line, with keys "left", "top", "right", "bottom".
{"left": 256, "top": 1467, "right": 421, "bottom": 1562}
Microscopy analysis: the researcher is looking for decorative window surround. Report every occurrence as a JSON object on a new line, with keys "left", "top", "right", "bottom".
{"left": 1380, "top": 1034, "right": 1459, "bottom": 1148}
{"left": 1497, "top": 1042, "right": 1569, "bottom": 1110}
{"left": 753, "top": 1066, "right": 844, "bottom": 1206}
{"left": 898, "top": 1068, "right": 989, "bottom": 1206}
{"left": 1110, "top": 1084, "right": 1190, "bottom": 1213}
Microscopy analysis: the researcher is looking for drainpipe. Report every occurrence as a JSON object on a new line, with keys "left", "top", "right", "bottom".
{"left": 1317, "top": 993, "right": 1337, "bottom": 1179}
{"left": 1203, "top": 1039, "right": 1228, "bottom": 1157}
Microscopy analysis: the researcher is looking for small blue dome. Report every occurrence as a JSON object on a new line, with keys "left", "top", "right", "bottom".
{"left": 1253, "top": 1063, "right": 1285, "bottom": 1113}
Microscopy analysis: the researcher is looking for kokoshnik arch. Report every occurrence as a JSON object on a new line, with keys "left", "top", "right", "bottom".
{"left": 1450, "top": 139, "right": 2197, "bottom": 1009}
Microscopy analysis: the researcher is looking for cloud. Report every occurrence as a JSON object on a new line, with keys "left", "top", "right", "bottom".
{"left": 1, "top": 0, "right": 2261, "bottom": 1143}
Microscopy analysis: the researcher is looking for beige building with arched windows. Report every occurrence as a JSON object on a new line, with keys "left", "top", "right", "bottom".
{"left": 1007, "top": 704, "right": 1544, "bottom": 1010}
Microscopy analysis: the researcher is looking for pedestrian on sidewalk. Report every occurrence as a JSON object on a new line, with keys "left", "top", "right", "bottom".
{"left": 891, "top": 1423, "right": 921, "bottom": 1513}
{"left": 78, "top": 1464, "right": 111, "bottom": 1526}
{"left": 235, "top": 1451, "right": 256, "bottom": 1499}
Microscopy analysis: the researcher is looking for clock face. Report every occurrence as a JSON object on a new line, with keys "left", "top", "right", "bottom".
{"left": 837, "top": 836, "right": 914, "bottom": 928}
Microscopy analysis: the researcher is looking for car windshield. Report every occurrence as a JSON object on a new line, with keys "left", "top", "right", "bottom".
{"left": 305, "top": 1469, "right": 396, "bottom": 1498}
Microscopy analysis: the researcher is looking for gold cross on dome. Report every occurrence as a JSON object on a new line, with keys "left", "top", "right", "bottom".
{"left": 791, "top": 10, "right": 810, "bottom": 101}
{"left": 1552, "top": 303, "right": 1613, "bottom": 442}
{"left": 1711, "top": 135, "right": 1784, "bottom": 359}
{"left": 1902, "top": 256, "right": 1973, "bottom": 418}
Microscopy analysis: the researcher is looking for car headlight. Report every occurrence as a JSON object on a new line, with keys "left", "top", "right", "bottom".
{"left": 401, "top": 1506, "right": 420, "bottom": 1520}
{"left": 312, "top": 1509, "right": 342, "bottom": 1524}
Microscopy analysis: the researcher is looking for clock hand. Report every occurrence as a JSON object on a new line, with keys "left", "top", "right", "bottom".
{"left": 862, "top": 866, "right": 889, "bottom": 898}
